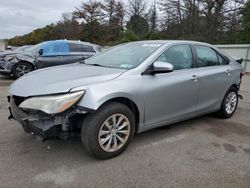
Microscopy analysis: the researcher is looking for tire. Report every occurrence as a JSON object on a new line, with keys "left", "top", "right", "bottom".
{"left": 13, "top": 62, "right": 33, "bottom": 79}
{"left": 216, "top": 87, "right": 238, "bottom": 119}
{"left": 81, "top": 102, "right": 135, "bottom": 159}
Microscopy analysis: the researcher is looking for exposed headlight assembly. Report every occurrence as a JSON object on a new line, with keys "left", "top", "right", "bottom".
{"left": 4, "top": 56, "right": 17, "bottom": 62}
{"left": 19, "top": 91, "right": 85, "bottom": 114}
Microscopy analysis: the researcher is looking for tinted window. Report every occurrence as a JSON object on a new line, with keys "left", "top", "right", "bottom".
{"left": 69, "top": 43, "right": 95, "bottom": 53}
{"left": 43, "top": 43, "right": 69, "bottom": 55}
{"left": 217, "top": 54, "right": 228, "bottom": 65}
{"left": 157, "top": 44, "right": 193, "bottom": 70}
{"left": 194, "top": 46, "right": 221, "bottom": 67}
{"left": 69, "top": 43, "right": 82, "bottom": 52}
{"left": 82, "top": 45, "right": 95, "bottom": 53}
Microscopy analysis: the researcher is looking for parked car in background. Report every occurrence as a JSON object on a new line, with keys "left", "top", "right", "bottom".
{"left": 0, "top": 45, "right": 32, "bottom": 56}
{"left": 0, "top": 40, "right": 100, "bottom": 78}
{"left": 6, "top": 45, "right": 12, "bottom": 50}
{"left": 8, "top": 40, "right": 243, "bottom": 159}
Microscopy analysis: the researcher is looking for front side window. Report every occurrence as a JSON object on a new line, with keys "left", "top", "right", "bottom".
{"left": 43, "top": 43, "right": 69, "bottom": 55}
{"left": 194, "top": 46, "right": 221, "bottom": 67}
{"left": 217, "top": 54, "right": 228, "bottom": 65}
{"left": 157, "top": 44, "right": 193, "bottom": 70}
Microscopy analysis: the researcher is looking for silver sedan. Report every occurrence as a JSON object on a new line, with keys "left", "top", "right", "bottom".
{"left": 8, "top": 40, "right": 243, "bottom": 159}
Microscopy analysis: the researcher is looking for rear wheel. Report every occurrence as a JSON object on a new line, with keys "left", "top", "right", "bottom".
{"left": 216, "top": 87, "right": 238, "bottom": 118}
{"left": 13, "top": 62, "right": 33, "bottom": 78}
{"left": 81, "top": 102, "right": 135, "bottom": 159}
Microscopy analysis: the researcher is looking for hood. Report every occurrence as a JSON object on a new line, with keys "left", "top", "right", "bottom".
{"left": 0, "top": 50, "right": 34, "bottom": 59}
{"left": 0, "top": 51, "right": 19, "bottom": 57}
{"left": 9, "top": 63, "right": 126, "bottom": 97}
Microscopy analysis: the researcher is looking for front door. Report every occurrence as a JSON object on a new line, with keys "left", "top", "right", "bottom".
{"left": 143, "top": 44, "right": 199, "bottom": 127}
{"left": 36, "top": 42, "right": 71, "bottom": 69}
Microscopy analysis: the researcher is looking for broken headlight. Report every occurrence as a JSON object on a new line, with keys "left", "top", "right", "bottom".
{"left": 4, "top": 56, "right": 17, "bottom": 62}
{"left": 19, "top": 91, "right": 85, "bottom": 114}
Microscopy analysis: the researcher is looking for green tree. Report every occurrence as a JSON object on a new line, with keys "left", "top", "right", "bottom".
{"left": 126, "top": 15, "right": 149, "bottom": 36}
{"left": 121, "top": 29, "right": 139, "bottom": 42}
{"left": 52, "top": 13, "right": 81, "bottom": 40}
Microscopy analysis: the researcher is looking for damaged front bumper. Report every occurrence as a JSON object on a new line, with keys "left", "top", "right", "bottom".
{"left": 8, "top": 96, "right": 86, "bottom": 139}
{"left": 0, "top": 61, "right": 11, "bottom": 75}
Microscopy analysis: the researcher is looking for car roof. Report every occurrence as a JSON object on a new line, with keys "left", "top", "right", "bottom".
{"left": 130, "top": 40, "right": 212, "bottom": 46}
{"left": 41, "top": 40, "right": 99, "bottom": 47}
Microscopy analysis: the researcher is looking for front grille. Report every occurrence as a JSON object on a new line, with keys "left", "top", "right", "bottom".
{"left": 13, "top": 96, "right": 26, "bottom": 106}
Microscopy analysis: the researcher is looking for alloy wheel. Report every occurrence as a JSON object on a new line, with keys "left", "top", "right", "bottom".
{"left": 16, "top": 64, "right": 31, "bottom": 77}
{"left": 225, "top": 91, "right": 237, "bottom": 114}
{"left": 98, "top": 114, "right": 131, "bottom": 152}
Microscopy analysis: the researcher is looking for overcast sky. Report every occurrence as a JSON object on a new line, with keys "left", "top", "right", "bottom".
{"left": 0, "top": 0, "right": 83, "bottom": 39}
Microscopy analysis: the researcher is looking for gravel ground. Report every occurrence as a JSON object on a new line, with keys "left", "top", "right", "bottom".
{"left": 0, "top": 76, "right": 249, "bottom": 188}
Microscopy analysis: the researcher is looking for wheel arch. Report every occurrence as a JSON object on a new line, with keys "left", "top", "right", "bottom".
{"left": 229, "top": 83, "right": 239, "bottom": 90}
{"left": 97, "top": 97, "right": 141, "bottom": 133}
{"left": 11, "top": 60, "right": 35, "bottom": 73}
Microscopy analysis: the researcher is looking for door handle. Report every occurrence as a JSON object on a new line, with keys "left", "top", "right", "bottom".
{"left": 226, "top": 69, "right": 231, "bottom": 75}
{"left": 191, "top": 75, "right": 198, "bottom": 82}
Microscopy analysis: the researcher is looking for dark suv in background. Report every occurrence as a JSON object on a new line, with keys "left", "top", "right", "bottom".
{"left": 0, "top": 40, "right": 100, "bottom": 78}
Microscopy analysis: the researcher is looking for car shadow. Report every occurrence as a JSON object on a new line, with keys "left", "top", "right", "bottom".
{"left": 21, "top": 114, "right": 214, "bottom": 163}
{"left": 0, "top": 75, "right": 15, "bottom": 80}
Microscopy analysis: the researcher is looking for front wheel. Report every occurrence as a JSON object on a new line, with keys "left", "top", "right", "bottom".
{"left": 81, "top": 102, "right": 135, "bottom": 159}
{"left": 13, "top": 62, "right": 33, "bottom": 79}
{"left": 216, "top": 87, "right": 238, "bottom": 118}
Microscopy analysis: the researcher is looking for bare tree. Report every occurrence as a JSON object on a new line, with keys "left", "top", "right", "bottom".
{"left": 127, "top": 0, "right": 147, "bottom": 16}
{"left": 101, "top": 0, "right": 126, "bottom": 40}
{"left": 149, "top": 0, "right": 158, "bottom": 31}
{"left": 74, "top": 0, "right": 104, "bottom": 24}
{"left": 102, "top": 0, "right": 125, "bottom": 27}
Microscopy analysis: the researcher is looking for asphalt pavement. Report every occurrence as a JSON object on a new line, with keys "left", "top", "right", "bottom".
{"left": 0, "top": 75, "right": 249, "bottom": 188}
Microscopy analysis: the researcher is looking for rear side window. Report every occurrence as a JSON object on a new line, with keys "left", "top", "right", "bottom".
{"left": 69, "top": 43, "right": 95, "bottom": 53}
{"left": 194, "top": 46, "right": 226, "bottom": 67}
{"left": 69, "top": 43, "right": 82, "bottom": 52}
{"left": 157, "top": 44, "right": 193, "bottom": 70}
{"left": 43, "top": 42, "right": 69, "bottom": 55}
{"left": 82, "top": 45, "right": 95, "bottom": 53}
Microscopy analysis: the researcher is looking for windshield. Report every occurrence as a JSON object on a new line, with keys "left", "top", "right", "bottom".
{"left": 24, "top": 41, "right": 48, "bottom": 52}
{"left": 15, "top": 45, "right": 31, "bottom": 51}
{"left": 85, "top": 43, "right": 162, "bottom": 69}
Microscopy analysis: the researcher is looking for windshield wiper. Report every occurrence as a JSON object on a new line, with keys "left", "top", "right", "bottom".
{"left": 86, "top": 63, "right": 112, "bottom": 68}
{"left": 92, "top": 63, "right": 104, "bottom": 67}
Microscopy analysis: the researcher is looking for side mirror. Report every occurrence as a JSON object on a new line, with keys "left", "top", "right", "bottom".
{"left": 143, "top": 61, "right": 174, "bottom": 75}
{"left": 38, "top": 49, "right": 43, "bottom": 56}
{"left": 235, "top": 57, "right": 243, "bottom": 64}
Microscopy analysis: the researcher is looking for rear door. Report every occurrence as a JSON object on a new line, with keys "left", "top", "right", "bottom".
{"left": 192, "top": 45, "right": 232, "bottom": 113}
{"left": 68, "top": 43, "right": 96, "bottom": 61}
{"left": 81, "top": 45, "right": 97, "bottom": 59}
